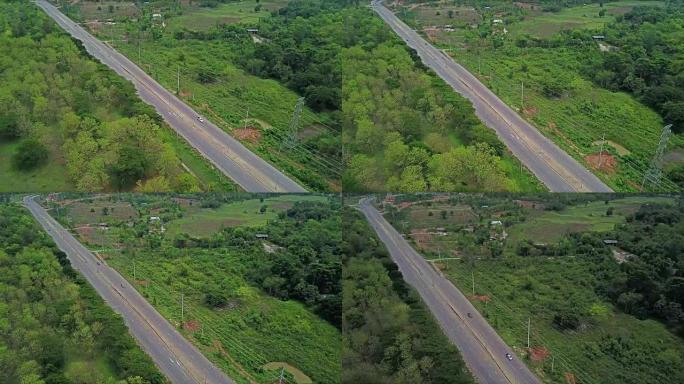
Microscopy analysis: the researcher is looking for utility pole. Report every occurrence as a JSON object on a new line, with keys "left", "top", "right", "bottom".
{"left": 598, "top": 132, "right": 605, "bottom": 168}
{"left": 133, "top": 259, "right": 136, "bottom": 280}
{"left": 641, "top": 124, "right": 672, "bottom": 190}
{"left": 527, "top": 317, "right": 531, "bottom": 348}
{"left": 471, "top": 270, "right": 475, "bottom": 296}
{"left": 180, "top": 290, "right": 184, "bottom": 325}
{"left": 244, "top": 107, "right": 249, "bottom": 129}
{"left": 283, "top": 97, "right": 305, "bottom": 149}
{"left": 278, "top": 367, "right": 285, "bottom": 384}
{"left": 176, "top": 66, "right": 180, "bottom": 95}
{"left": 521, "top": 80, "right": 524, "bottom": 109}
{"left": 551, "top": 355, "right": 555, "bottom": 373}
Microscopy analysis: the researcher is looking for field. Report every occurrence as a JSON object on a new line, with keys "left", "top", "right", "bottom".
{"left": 506, "top": 196, "right": 674, "bottom": 243}
{"left": 395, "top": 0, "right": 682, "bottom": 192}
{"left": 165, "top": 194, "right": 327, "bottom": 236}
{"left": 0, "top": 141, "right": 73, "bottom": 192}
{"left": 169, "top": 0, "right": 290, "bottom": 31}
{"left": 52, "top": 194, "right": 341, "bottom": 384}
{"left": 511, "top": 1, "right": 665, "bottom": 38}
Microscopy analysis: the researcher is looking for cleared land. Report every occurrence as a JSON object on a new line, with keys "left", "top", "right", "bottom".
{"left": 169, "top": 0, "right": 289, "bottom": 31}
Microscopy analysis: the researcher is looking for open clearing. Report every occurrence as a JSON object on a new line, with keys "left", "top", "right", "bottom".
{"left": 169, "top": 0, "right": 290, "bottom": 31}
{"left": 165, "top": 194, "right": 326, "bottom": 236}
{"left": 506, "top": 196, "right": 674, "bottom": 243}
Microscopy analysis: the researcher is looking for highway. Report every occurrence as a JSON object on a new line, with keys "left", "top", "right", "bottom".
{"left": 24, "top": 195, "right": 234, "bottom": 384}
{"left": 358, "top": 197, "right": 542, "bottom": 384}
{"left": 371, "top": 0, "right": 612, "bottom": 193}
{"left": 34, "top": 0, "right": 306, "bottom": 193}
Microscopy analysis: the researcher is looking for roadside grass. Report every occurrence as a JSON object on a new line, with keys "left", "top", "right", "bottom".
{"left": 442, "top": 255, "right": 684, "bottom": 384}
{"left": 404, "top": 203, "right": 478, "bottom": 229}
{"left": 169, "top": 0, "right": 289, "bottom": 31}
{"left": 506, "top": 196, "right": 675, "bottom": 244}
{"left": 0, "top": 140, "right": 74, "bottom": 192}
{"left": 157, "top": 127, "right": 237, "bottom": 191}
{"left": 165, "top": 194, "right": 326, "bottom": 236}
{"left": 106, "top": 246, "right": 341, "bottom": 384}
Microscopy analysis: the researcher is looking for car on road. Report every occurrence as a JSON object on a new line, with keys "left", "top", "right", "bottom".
{"left": 505, "top": 353, "right": 513, "bottom": 361}
{"left": 197, "top": 115, "right": 205, "bottom": 123}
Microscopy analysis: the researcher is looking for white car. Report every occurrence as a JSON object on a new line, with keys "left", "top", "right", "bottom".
{"left": 197, "top": 115, "right": 205, "bottom": 123}
{"left": 505, "top": 353, "right": 513, "bottom": 361}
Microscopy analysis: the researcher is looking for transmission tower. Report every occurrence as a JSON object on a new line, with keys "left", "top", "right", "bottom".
{"left": 283, "top": 97, "right": 305, "bottom": 149}
{"left": 641, "top": 124, "right": 672, "bottom": 190}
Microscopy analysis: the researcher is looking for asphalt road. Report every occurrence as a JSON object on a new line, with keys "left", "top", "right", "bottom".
{"left": 371, "top": 1, "right": 612, "bottom": 193}
{"left": 34, "top": 0, "right": 306, "bottom": 193}
{"left": 358, "top": 198, "right": 541, "bottom": 384}
{"left": 24, "top": 195, "right": 235, "bottom": 384}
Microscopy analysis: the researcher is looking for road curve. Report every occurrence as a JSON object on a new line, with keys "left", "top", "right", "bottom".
{"left": 34, "top": 0, "right": 306, "bottom": 193}
{"left": 358, "top": 197, "right": 541, "bottom": 384}
{"left": 371, "top": 0, "right": 612, "bottom": 193}
{"left": 24, "top": 195, "right": 234, "bottom": 384}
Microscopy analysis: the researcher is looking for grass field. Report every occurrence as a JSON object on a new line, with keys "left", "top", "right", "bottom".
{"left": 169, "top": 0, "right": 289, "bottom": 31}
{"left": 506, "top": 196, "right": 674, "bottom": 243}
{"left": 0, "top": 140, "right": 73, "bottom": 192}
{"left": 511, "top": 1, "right": 665, "bottom": 38}
{"left": 165, "top": 194, "right": 327, "bottom": 236}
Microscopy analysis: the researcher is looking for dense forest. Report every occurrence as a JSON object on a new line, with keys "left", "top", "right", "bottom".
{"left": 587, "top": 6, "right": 684, "bottom": 134}
{"left": 0, "top": 203, "right": 164, "bottom": 384}
{"left": 0, "top": 2, "right": 200, "bottom": 192}
{"left": 342, "top": 208, "right": 474, "bottom": 384}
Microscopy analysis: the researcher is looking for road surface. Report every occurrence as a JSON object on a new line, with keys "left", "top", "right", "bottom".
{"left": 35, "top": 0, "right": 306, "bottom": 193}
{"left": 24, "top": 195, "right": 234, "bottom": 384}
{"left": 358, "top": 197, "right": 542, "bottom": 384}
{"left": 371, "top": 0, "right": 612, "bottom": 193}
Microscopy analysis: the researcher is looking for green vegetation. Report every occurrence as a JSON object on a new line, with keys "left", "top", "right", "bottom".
{"left": 65, "top": 0, "right": 344, "bottom": 191}
{"left": 0, "top": 201, "right": 164, "bottom": 384}
{"left": 0, "top": 2, "right": 227, "bottom": 192}
{"left": 342, "top": 5, "right": 542, "bottom": 192}
{"left": 342, "top": 207, "right": 474, "bottom": 384}
{"left": 395, "top": 0, "right": 684, "bottom": 192}
{"left": 383, "top": 193, "right": 684, "bottom": 383}
{"left": 51, "top": 194, "right": 341, "bottom": 384}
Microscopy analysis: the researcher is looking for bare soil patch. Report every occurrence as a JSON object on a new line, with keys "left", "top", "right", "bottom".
{"left": 585, "top": 152, "right": 617, "bottom": 174}
{"left": 183, "top": 319, "right": 200, "bottom": 332}
{"left": 469, "top": 294, "right": 491, "bottom": 303}
{"left": 529, "top": 346, "right": 550, "bottom": 362}
{"left": 233, "top": 127, "right": 262, "bottom": 143}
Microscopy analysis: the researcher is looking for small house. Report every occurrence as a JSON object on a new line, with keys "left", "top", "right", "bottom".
{"left": 603, "top": 239, "right": 618, "bottom": 245}
{"left": 490, "top": 220, "right": 502, "bottom": 226}
{"left": 255, "top": 233, "right": 269, "bottom": 239}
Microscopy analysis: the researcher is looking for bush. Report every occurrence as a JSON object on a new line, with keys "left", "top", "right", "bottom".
{"left": 12, "top": 138, "right": 48, "bottom": 170}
